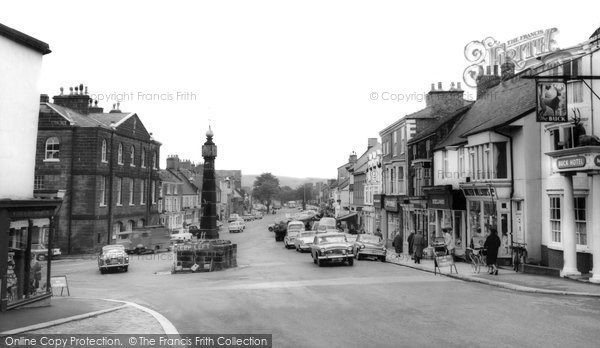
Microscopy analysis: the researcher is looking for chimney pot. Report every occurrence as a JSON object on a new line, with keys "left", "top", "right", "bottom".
{"left": 69, "top": 87, "right": 73, "bottom": 95}
{"left": 457, "top": 82, "right": 462, "bottom": 90}
{"left": 450, "top": 82, "right": 456, "bottom": 90}
{"left": 493, "top": 65, "right": 499, "bottom": 76}
{"left": 431, "top": 83, "right": 435, "bottom": 91}
{"left": 486, "top": 66, "right": 491, "bottom": 75}
{"left": 79, "top": 84, "right": 84, "bottom": 94}
{"left": 84, "top": 86, "right": 88, "bottom": 95}
{"left": 60, "top": 87, "right": 64, "bottom": 95}
{"left": 437, "top": 82, "right": 442, "bottom": 90}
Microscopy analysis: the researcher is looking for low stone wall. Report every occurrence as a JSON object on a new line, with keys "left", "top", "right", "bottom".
{"left": 172, "top": 240, "right": 237, "bottom": 273}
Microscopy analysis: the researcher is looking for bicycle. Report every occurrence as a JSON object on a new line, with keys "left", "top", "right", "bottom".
{"left": 466, "top": 247, "right": 487, "bottom": 273}
{"left": 511, "top": 242, "right": 527, "bottom": 272}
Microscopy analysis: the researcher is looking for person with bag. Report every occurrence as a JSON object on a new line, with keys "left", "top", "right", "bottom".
{"left": 484, "top": 228, "right": 501, "bottom": 275}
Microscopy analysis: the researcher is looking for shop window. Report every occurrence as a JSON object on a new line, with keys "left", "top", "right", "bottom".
{"left": 453, "top": 211, "right": 463, "bottom": 248}
{"left": 469, "top": 201, "right": 482, "bottom": 236}
{"left": 44, "top": 137, "right": 60, "bottom": 160}
{"left": 574, "top": 197, "right": 587, "bottom": 245}
{"left": 549, "top": 196, "right": 561, "bottom": 243}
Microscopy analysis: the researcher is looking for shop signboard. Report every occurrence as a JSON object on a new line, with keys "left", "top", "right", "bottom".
{"left": 434, "top": 255, "right": 458, "bottom": 275}
{"left": 553, "top": 152, "right": 600, "bottom": 173}
{"left": 50, "top": 275, "right": 70, "bottom": 296}
{"left": 384, "top": 196, "right": 398, "bottom": 212}
{"left": 373, "top": 194, "right": 384, "bottom": 209}
{"left": 428, "top": 194, "right": 451, "bottom": 210}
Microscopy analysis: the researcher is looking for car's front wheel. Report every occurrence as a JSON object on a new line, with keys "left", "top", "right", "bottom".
{"left": 123, "top": 266, "right": 128, "bottom": 272}
{"left": 347, "top": 258, "right": 354, "bottom": 266}
{"left": 317, "top": 256, "right": 324, "bottom": 267}
{"left": 100, "top": 268, "right": 106, "bottom": 274}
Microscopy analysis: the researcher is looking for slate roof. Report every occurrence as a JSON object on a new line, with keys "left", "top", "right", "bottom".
{"left": 158, "top": 170, "right": 181, "bottom": 183}
{"left": 408, "top": 104, "right": 473, "bottom": 145}
{"left": 43, "top": 103, "right": 133, "bottom": 129}
{"left": 435, "top": 76, "right": 536, "bottom": 149}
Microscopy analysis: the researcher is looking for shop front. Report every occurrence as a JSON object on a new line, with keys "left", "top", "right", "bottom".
{"left": 384, "top": 196, "right": 402, "bottom": 249}
{"left": 400, "top": 198, "right": 428, "bottom": 255}
{"left": 423, "top": 186, "right": 467, "bottom": 257}
{"left": 1, "top": 200, "right": 61, "bottom": 312}
{"left": 460, "top": 183, "right": 512, "bottom": 262}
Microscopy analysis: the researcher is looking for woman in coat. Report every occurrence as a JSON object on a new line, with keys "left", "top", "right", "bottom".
{"left": 412, "top": 231, "right": 425, "bottom": 264}
{"left": 407, "top": 231, "right": 415, "bottom": 257}
{"left": 392, "top": 231, "right": 403, "bottom": 254}
{"left": 484, "top": 228, "right": 501, "bottom": 275}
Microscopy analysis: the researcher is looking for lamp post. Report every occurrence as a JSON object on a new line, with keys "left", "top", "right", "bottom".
{"left": 199, "top": 127, "right": 219, "bottom": 239}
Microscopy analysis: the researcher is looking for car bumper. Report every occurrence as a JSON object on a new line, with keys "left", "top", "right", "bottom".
{"left": 297, "top": 244, "right": 312, "bottom": 251}
{"left": 357, "top": 249, "right": 386, "bottom": 257}
{"left": 317, "top": 254, "right": 353, "bottom": 260}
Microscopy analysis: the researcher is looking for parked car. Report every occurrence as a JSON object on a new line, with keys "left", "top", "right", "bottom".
{"left": 317, "top": 217, "right": 337, "bottom": 233}
{"left": 353, "top": 234, "right": 386, "bottom": 261}
{"left": 242, "top": 215, "right": 255, "bottom": 221}
{"left": 228, "top": 220, "right": 245, "bottom": 233}
{"left": 294, "top": 231, "right": 317, "bottom": 252}
{"left": 170, "top": 230, "right": 193, "bottom": 243}
{"left": 310, "top": 232, "right": 354, "bottom": 267}
{"left": 254, "top": 212, "right": 263, "bottom": 220}
{"left": 284, "top": 221, "right": 305, "bottom": 249}
{"left": 345, "top": 234, "right": 359, "bottom": 243}
{"left": 98, "top": 244, "right": 129, "bottom": 274}
{"left": 228, "top": 214, "right": 241, "bottom": 223}
{"left": 30, "top": 243, "right": 62, "bottom": 261}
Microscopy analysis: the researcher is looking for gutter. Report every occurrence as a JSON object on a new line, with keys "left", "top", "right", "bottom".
{"left": 67, "top": 127, "right": 76, "bottom": 254}
{"left": 107, "top": 130, "right": 115, "bottom": 244}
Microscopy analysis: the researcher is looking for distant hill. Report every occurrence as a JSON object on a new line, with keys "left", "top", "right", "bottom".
{"left": 242, "top": 174, "right": 331, "bottom": 188}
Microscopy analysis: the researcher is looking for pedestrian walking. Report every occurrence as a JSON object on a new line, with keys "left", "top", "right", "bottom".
{"left": 412, "top": 231, "right": 425, "bottom": 264}
{"left": 484, "top": 228, "right": 501, "bottom": 275}
{"left": 407, "top": 231, "right": 415, "bottom": 258}
{"left": 392, "top": 231, "right": 403, "bottom": 254}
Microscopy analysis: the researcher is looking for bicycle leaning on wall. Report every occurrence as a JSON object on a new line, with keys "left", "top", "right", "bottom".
{"left": 511, "top": 242, "right": 527, "bottom": 272}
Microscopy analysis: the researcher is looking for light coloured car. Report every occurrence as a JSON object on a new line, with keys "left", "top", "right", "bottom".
{"left": 228, "top": 220, "right": 245, "bottom": 233}
{"left": 294, "top": 231, "right": 317, "bottom": 252}
{"left": 284, "top": 221, "right": 305, "bottom": 249}
{"left": 98, "top": 244, "right": 129, "bottom": 274}
{"left": 310, "top": 232, "right": 354, "bottom": 266}
{"left": 228, "top": 214, "right": 241, "bottom": 223}
{"left": 317, "top": 217, "right": 337, "bottom": 233}
{"left": 353, "top": 234, "right": 386, "bottom": 261}
{"left": 31, "top": 243, "right": 62, "bottom": 261}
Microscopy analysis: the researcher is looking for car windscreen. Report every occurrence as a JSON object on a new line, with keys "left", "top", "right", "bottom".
{"left": 103, "top": 245, "right": 124, "bottom": 252}
{"left": 318, "top": 236, "right": 346, "bottom": 243}
{"left": 359, "top": 235, "right": 381, "bottom": 243}
{"left": 300, "top": 232, "right": 314, "bottom": 237}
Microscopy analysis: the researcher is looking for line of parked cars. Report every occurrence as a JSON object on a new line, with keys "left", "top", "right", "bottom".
{"left": 276, "top": 217, "right": 387, "bottom": 267}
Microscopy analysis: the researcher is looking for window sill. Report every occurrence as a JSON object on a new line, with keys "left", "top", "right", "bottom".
{"left": 99, "top": 204, "right": 107, "bottom": 207}
{"left": 43, "top": 159, "right": 60, "bottom": 163}
{"left": 101, "top": 160, "right": 108, "bottom": 164}
{"left": 116, "top": 203, "right": 123, "bottom": 206}
{"left": 130, "top": 165, "right": 136, "bottom": 168}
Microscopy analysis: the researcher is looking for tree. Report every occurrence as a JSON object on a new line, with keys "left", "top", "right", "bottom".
{"left": 253, "top": 173, "right": 280, "bottom": 213}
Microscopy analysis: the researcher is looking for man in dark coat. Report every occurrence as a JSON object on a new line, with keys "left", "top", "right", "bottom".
{"left": 412, "top": 231, "right": 425, "bottom": 264}
{"left": 392, "top": 231, "right": 403, "bottom": 254}
{"left": 484, "top": 228, "right": 501, "bottom": 275}
{"left": 407, "top": 231, "right": 415, "bottom": 256}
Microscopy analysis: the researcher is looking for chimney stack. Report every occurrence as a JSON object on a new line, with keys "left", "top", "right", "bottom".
{"left": 367, "top": 138, "right": 378, "bottom": 149}
{"left": 501, "top": 59, "right": 516, "bottom": 80}
{"left": 166, "top": 155, "right": 180, "bottom": 170}
{"left": 426, "top": 81, "right": 465, "bottom": 114}
{"left": 349, "top": 151, "right": 357, "bottom": 164}
{"left": 476, "top": 65, "right": 502, "bottom": 99}
{"left": 40, "top": 94, "right": 49, "bottom": 103}
{"left": 53, "top": 84, "right": 92, "bottom": 114}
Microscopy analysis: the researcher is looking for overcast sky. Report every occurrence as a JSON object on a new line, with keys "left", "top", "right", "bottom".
{"left": 2, "top": 1, "right": 599, "bottom": 179}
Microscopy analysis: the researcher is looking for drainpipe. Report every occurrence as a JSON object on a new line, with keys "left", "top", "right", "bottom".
{"left": 106, "top": 130, "right": 115, "bottom": 245}
{"left": 67, "top": 127, "right": 76, "bottom": 254}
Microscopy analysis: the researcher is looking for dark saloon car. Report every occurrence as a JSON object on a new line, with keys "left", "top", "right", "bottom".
{"left": 310, "top": 232, "right": 354, "bottom": 267}
{"left": 353, "top": 234, "right": 386, "bottom": 261}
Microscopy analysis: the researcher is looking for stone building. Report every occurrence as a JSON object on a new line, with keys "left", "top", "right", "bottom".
{"left": 34, "top": 88, "right": 161, "bottom": 253}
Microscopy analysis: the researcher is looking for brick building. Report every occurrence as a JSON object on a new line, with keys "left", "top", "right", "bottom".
{"left": 34, "top": 87, "right": 161, "bottom": 253}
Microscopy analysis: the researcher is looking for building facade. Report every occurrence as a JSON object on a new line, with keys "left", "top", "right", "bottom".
{"left": 34, "top": 89, "right": 161, "bottom": 253}
{"left": 0, "top": 23, "right": 58, "bottom": 311}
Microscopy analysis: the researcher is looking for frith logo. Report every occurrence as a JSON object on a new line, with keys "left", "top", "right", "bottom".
{"left": 463, "top": 28, "right": 559, "bottom": 87}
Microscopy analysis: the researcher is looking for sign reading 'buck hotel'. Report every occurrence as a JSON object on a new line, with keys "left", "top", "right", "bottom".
{"left": 557, "top": 156, "right": 586, "bottom": 169}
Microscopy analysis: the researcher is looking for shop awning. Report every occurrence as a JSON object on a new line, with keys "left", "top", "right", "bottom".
{"left": 336, "top": 212, "right": 358, "bottom": 221}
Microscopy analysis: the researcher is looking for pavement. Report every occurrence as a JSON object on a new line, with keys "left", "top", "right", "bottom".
{"left": 385, "top": 249, "right": 600, "bottom": 297}
{"left": 2, "top": 244, "right": 599, "bottom": 336}
{"left": 0, "top": 297, "right": 175, "bottom": 336}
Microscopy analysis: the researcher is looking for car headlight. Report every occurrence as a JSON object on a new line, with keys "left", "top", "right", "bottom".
{"left": 320, "top": 249, "right": 325, "bottom": 254}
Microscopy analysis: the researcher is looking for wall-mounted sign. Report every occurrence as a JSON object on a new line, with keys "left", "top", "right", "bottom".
{"left": 595, "top": 155, "right": 600, "bottom": 167}
{"left": 373, "top": 194, "right": 383, "bottom": 209}
{"left": 557, "top": 156, "right": 586, "bottom": 169}
{"left": 463, "top": 28, "right": 559, "bottom": 87}
{"left": 384, "top": 196, "right": 399, "bottom": 212}
{"left": 536, "top": 81, "right": 568, "bottom": 122}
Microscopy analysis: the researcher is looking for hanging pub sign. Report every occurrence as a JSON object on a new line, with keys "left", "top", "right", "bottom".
{"left": 384, "top": 196, "right": 399, "bottom": 212}
{"left": 536, "top": 81, "right": 568, "bottom": 122}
